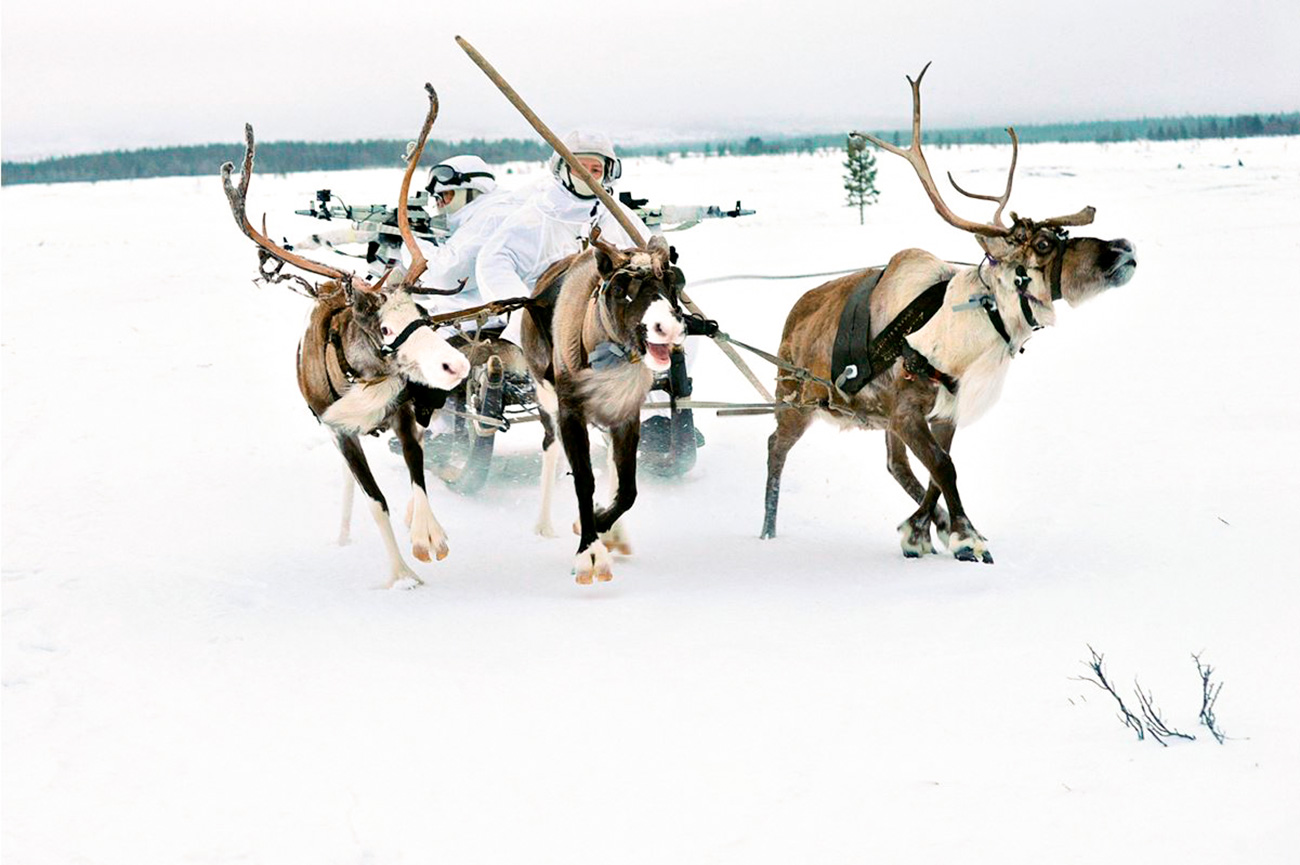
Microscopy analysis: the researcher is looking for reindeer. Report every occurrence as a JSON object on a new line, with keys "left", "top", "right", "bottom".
{"left": 221, "top": 85, "right": 471, "bottom": 588}
{"left": 521, "top": 230, "right": 687, "bottom": 583}
{"left": 761, "top": 64, "right": 1137, "bottom": 563}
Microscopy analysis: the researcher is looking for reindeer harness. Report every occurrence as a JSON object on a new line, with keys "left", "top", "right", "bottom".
{"left": 318, "top": 306, "right": 448, "bottom": 425}
{"left": 831, "top": 274, "right": 953, "bottom": 395}
{"left": 828, "top": 231, "right": 1063, "bottom": 398}
{"left": 587, "top": 262, "right": 683, "bottom": 371}
{"left": 951, "top": 227, "right": 1071, "bottom": 354}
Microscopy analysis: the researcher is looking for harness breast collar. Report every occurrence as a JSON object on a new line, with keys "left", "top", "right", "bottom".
{"left": 590, "top": 273, "right": 641, "bottom": 370}
{"left": 324, "top": 307, "right": 363, "bottom": 401}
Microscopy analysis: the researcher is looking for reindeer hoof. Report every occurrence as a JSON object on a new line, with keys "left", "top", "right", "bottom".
{"left": 383, "top": 570, "right": 424, "bottom": 590}
{"left": 953, "top": 546, "right": 994, "bottom": 564}
{"left": 574, "top": 541, "right": 612, "bottom": 585}
{"left": 898, "top": 520, "right": 936, "bottom": 558}
{"left": 599, "top": 525, "right": 632, "bottom": 556}
{"left": 436, "top": 543, "right": 449, "bottom": 562}
{"left": 535, "top": 521, "right": 557, "bottom": 538}
{"left": 413, "top": 544, "right": 432, "bottom": 563}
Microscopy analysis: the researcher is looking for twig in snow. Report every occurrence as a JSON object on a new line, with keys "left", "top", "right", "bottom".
{"left": 1193, "top": 653, "right": 1227, "bottom": 744}
{"left": 1074, "top": 645, "right": 1145, "bottom": 741}
{"left": 1133, "top": 679, "right": 1195, "bottom": 746}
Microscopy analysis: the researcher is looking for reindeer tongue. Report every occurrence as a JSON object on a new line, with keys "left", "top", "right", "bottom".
{"left": 647, "top": 343, "right": 672, "bottom": 365}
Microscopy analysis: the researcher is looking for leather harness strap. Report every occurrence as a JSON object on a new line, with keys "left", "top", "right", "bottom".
{"left": 325, "top": 307, "right": 360, "bottom": 402}
{"left": 830, "top": 270, "right": 883, "bottom": 394}
{"left": 901, "top": 343, "right": 959, "bottom": 394}
{"left": 831, "top": 275, "right": 951, "bottom": 396}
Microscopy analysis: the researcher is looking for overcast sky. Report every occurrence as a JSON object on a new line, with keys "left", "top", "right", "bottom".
{"left": 2, "top": 0, "right": 1297, "bottom": 160}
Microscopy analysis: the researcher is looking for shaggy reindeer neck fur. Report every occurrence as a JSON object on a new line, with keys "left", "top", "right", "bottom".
{"left": 903, "top": 255, "right": 1056, "bottom": 425}
{"left": 546, "top": 249, "right": 658, "bottom": 427}
{"left": 297, "top": 284, "right": 410, "bottom": 434}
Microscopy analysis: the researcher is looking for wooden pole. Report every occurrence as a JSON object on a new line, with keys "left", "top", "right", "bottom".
{"left": 454, "top": 35, "right": 773, "bottom": 401}
{"left": 455, "top": 36, "right": 644, "bottom": 247}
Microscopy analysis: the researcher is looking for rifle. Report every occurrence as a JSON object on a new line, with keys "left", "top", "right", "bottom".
{"left": 293, "top": 188, "right": 451, "bottom": 278}
{"left": 620, "top": 192, "right": 756, "bottom": 232}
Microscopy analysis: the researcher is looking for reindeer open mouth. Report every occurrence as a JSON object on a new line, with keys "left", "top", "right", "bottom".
{"left": 645, "top": 340, "right": 673, "bottom": 367}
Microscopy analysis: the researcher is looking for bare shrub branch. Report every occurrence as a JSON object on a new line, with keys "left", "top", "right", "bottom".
{"left": 1075, "top": 645, "right": 1145, "bottom": 741}
{"left": 1133, "top": 679, "right": 1195, "bottom": 746}
{"left": 1193, "top": 653, "right": 1227, "bottom": 744}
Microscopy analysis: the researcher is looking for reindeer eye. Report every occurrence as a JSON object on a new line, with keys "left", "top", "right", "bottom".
{"left": 381, "top": 326, "right": 392, "bottom": 337}
{"left": 1035, "top": 238, "right": 1054, "bottom": 254}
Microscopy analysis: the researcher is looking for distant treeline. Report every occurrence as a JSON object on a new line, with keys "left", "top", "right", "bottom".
{"left": 623, "top": 113, "right": 1300, "bottom": 158}
{"left": 4, "top": 113, "right": 1297, "bottom": 186}
{"left": 0, "top": 137, "right": 552, "bottom": 186}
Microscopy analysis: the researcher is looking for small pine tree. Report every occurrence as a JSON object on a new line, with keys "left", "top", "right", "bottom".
{"left": 843, "top": 136, "right": 879, "bottom": 225}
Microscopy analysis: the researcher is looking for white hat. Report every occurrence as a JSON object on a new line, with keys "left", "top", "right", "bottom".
{"left": 548, "top": 130, "right": 623, "bottom": 198}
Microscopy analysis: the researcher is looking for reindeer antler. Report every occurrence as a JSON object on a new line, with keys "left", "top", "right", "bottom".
{"left": 221, "top": 124, "right": 365, "bottom": 286}
{"left": 854, "top": 63, "right": 1011, "bottom": 239}
{"left": 947, "top": 127, "right": 1019, "bottom": 228}
{"left": 1039, "top": 206, "right": 1097, "bottom": 228}
{"left": 397, "top": 83, "right": 440, "bottom": 286}
{"left": 947, "top": 126, "right": 1096, "bottom": 230}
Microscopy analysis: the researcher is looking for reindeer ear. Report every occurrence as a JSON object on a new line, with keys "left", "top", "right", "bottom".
{"left": 351, "top": 288, "right": 383, "bottom": 318}
{"left": 977, "top": 235, "right": 1013, "bottom": 261}
{"left": 646, "top": 235, "right": 671, "bottom": 277}
{"left": 595, "top": 246, "right": 625, "bottom": 278}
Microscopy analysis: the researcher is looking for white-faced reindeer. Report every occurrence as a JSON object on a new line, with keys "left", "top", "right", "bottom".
{"left": 221, "top": 85, "right": 471, "bottom": 587}
{"left": 761, "top": 64, "right": 1137, "bottom": 563}
{"left": 521, "top": 230, "right": 686, "bottom": 583}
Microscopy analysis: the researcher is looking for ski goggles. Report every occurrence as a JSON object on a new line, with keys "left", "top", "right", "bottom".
{"left": 426, "top": 164, "right": 495, "bottom": 191}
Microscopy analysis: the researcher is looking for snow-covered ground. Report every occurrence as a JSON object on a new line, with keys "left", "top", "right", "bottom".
{"left": 4, "top": 137, "right": 1299, "bottom": 864}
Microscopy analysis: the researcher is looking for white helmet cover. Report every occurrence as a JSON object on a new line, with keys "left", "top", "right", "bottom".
{"left": 548, "top": 130, "right": 622, "bottom": 197}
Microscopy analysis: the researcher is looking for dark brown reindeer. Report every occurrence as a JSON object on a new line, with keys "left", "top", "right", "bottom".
{"left": 761, "top": 64, "right": 1137, "bottom": 563}
{"left": 222, "top": 85, "right": 471, "bottom": 588}
{"left": 521, "top": 230, "right": 687, "bottom": 583}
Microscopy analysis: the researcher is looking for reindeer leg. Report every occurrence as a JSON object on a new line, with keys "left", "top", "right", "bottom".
{"left": 886, "top": 424, "right": 953, "bottom": 555}
{"left": 761, "top": 404, "right": 813, "bottom": 539}
{"left": 334, "top": 431, "right": 422, "bottom": 588}
{"left": 597, "top": 428, "right": 633, "bottom": 556}
{"left": 925, "top": 419, "right": 956, "bottom": 543}
{"left": 395, "top": 404, "right": 449, "bottom": 564}
{"left": 534, "top": 383, "right": 562, "bottom": 538}
{"left": 591, "top": 419, "right": 639, "bottom": 567}
{"left": 338, "top": 462, "right": 355, "bottom": 546}
{"left": 890, "top": 392, "right": 991, "bottom": 564}
{"left": 557, "top": 403, "right": 610, "bottom": 584}
{"left": 887, "top": 430, "right": 935, "bottom": 556}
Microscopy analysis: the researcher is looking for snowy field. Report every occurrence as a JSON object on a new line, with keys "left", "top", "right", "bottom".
{"left": 4, "top": 136, "right": 1299, "bottom": 863}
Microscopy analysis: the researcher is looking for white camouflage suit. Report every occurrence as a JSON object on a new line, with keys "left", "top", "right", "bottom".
{"left": 474, "top": 174, "right": 652, "bottom": 346}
